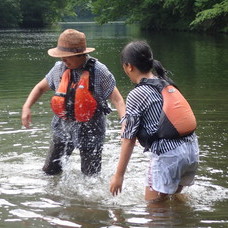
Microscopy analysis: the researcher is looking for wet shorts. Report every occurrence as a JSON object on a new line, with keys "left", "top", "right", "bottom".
{"left": 146, "top": 138, "right": 199, "bottom": 194}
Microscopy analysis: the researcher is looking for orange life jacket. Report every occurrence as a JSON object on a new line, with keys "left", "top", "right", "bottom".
{"left": 51, "top": 68, "right": 97, "bottom": 122}
{"left": 136, "top": 78, "right": 197, "bottom": 147}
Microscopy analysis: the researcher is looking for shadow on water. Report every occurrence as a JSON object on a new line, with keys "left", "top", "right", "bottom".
{"left": 0, "top": 23, "right": 228, "bottom": 227}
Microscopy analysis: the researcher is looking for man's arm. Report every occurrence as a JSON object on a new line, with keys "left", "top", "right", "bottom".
{"left": 109, "top": 87, "right": 126, "bottom": 119}
{"left": 21, "top": 78, "right": 50, "bottom": 128}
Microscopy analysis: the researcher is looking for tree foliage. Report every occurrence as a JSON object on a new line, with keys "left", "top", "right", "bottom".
{"left": 90, "top": 0, "right": 228, "bottom": 32}
{"left": 0, "top": 0, "right": 75, "bottom": 28}
{"left": 0, "top": 0, "right": 21, "bottom": 28}
{"left": 0, "top": 0, "right": 227, "bottom": 32}
{"left": 63, "top": 0, "right": 95, "bottom": 22}
{"left": 191, "top": 0, "right": 228, "bottom": 32}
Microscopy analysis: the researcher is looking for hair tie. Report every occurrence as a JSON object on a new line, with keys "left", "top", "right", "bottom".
{"left": 149, "top": 58, "right": 153, "bottom": 67}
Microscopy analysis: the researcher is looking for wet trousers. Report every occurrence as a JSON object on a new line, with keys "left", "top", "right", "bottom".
{"left": 42, "top": 116, "right": 105, "bottom": 176}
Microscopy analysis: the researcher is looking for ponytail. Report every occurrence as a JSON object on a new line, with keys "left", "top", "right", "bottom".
{"left": 153, "top": 59, "right": 175, "bottom": 86}
{"left": 152, "top": 60, "right": 166, "bottom": 79}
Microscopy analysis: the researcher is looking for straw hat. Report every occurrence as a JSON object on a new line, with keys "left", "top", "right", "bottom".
{"left": 48, "top": 29, "right": 95, "bottom": 57}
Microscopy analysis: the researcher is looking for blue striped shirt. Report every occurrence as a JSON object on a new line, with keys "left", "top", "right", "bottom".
{"left": 121, "top": 81, "right": 196, "bottom": 155}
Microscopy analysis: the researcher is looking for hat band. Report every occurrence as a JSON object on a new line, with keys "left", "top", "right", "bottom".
{"left": 57, "top": 46, "right": 85, "bottom": 53}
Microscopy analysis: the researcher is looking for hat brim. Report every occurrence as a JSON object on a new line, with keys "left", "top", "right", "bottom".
{"left": 48, "top": 47, "right": 95, "bottom": 58}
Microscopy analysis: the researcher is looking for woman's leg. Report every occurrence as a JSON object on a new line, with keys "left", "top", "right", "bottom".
{"left": 145, "top": 187, "right": 168, "bottom": 202}
{"left": 175, "top": 185, "right": 183, "bottom": 193}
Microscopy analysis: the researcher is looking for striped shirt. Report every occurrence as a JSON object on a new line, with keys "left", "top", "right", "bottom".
{"left": 121, "top": 80, "right": 196, "bottom": 155}
{"left": 45, "top": 56, "right": 116, "bottom": 142}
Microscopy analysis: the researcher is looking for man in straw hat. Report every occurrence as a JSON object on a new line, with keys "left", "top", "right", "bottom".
{"left": 21, "top": 29, "right": 125, "bottom": 176}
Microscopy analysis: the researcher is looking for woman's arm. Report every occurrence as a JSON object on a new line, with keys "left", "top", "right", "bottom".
{"left": 110, "top": 137, "right": 136, "bottom": 196}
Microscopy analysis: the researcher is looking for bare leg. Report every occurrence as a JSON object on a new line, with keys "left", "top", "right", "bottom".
{"left": 175, "top": 185, "right": 183, "bottom": 193}
{"left": 145, "top": 186, "right": 168, "bottom": 202}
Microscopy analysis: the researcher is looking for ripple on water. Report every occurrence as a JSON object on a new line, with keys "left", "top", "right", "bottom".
{"left": 1, "top": 134, "right": 228, "bottom": 227}
{"left": 9, "top": 209, "right": 81, "bottom": 227}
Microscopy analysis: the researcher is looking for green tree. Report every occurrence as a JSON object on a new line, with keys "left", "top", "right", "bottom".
{"left": 0, "top": 0, "right": 21, "bottom": 28}
{"left": 63, "top": 0, "right": 95, "bottom": 22}
{"left": 20, "top": 0, "right": 76, "bottom": 28}
{"left": 0, "top": 0, "right": 76, "bottom": 28}
{"left": 89, "top": 0, "right": 228, "bottom": 32}
{"left": 90, "top": 0, "right": 195, "bottom": 30}
{"left": 191, "top": 0, "right": 228, "bottom": 32}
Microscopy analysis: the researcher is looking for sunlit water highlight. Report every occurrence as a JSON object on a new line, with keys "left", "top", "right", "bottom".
{"left": 1, "top": 127, "right": 228, "bottom": 227}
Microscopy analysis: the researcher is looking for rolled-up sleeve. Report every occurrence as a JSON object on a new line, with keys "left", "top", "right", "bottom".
{"left": 45, "top": 61, "right": 65, "bottom": 91}
{"left": 120, "top": 86, "right": 157, "bottom": 140}
{"left": 121, "top": 114, "right": 141, "bottom": 139}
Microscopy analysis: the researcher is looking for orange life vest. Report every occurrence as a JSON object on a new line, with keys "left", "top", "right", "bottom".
{"left": 51, "top": 68, "right": 97, "bottom": 122}
{"left": 136, "top": 78, "right": 197, "bottom": 147}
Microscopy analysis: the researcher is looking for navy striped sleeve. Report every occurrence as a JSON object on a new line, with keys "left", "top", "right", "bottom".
{"left": 122, "top": 85, "right": 161, "bottom": 139}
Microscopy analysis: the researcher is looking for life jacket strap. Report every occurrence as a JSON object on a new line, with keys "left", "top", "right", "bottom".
{"left": 84, "top": 58, "right": 96, "bottom": 92}
{"left": 54, "top": 92, "right": 66, "bottom": 97}
{"left": 84, "top": 57, "right": 112, "bottom": 115}
{"left": 138, "top": 78, "right": 170, "bottom": 92}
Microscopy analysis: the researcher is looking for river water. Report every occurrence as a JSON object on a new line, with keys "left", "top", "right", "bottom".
{"left": 0, "top": 23, "right": 227, "bottom": 227}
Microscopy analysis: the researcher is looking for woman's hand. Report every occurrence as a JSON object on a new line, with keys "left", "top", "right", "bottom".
{"left": 110, "top": 138, "right": 136, "bottom": 196}
{"left": 110, "top": 173, "right": 124, "bottom": 196}
{"left": 21, "top": 106, "right": 32, "bottom": 128}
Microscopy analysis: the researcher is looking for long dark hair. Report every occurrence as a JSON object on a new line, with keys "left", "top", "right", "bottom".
{"left": 121, "top": 41, "right": 174, "bottom": 85}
